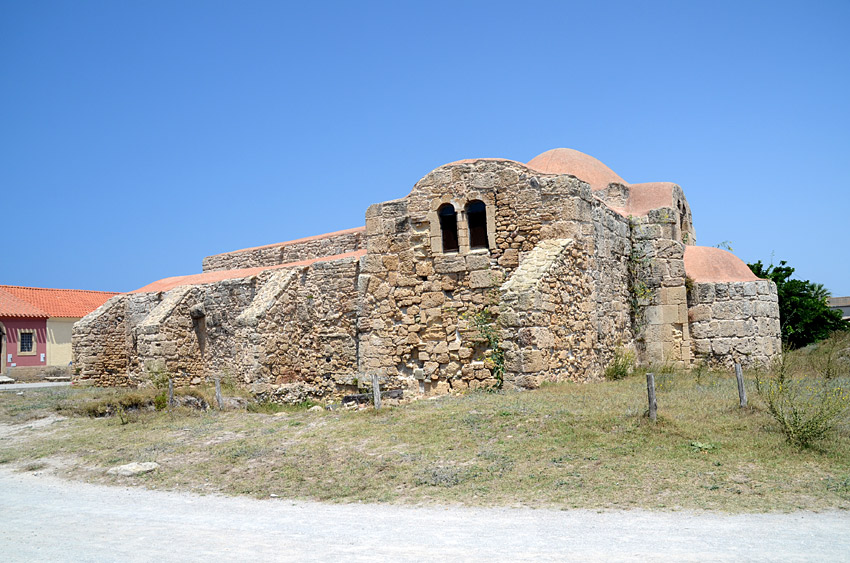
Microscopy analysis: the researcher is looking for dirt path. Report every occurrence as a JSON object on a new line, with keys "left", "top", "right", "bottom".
{"left": 1, "top": 466, "right": 848, "bottom": 562}
{"left": 0, "top": 416, "right": 67, "bottom": 441}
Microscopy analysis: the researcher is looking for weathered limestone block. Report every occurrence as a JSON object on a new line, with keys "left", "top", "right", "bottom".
{"left": 465, "top": 253, "right": 491, "bottom": 271}
{"left": 469, "top": 270, "right": 502, "bottom": 289}
{"left": 361, "top": 254, "right": 386, "bottom": 274}
{"left": 433, "top": 255, "right": 466, "bottom": 273}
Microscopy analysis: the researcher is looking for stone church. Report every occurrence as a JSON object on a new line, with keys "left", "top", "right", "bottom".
{"left": 73, "top": 148, "right": 781, "bottom": 401}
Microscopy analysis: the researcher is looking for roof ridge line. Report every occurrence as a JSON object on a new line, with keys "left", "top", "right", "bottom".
{"left": 0, "top": 285, "right": 119, "bottom": 294}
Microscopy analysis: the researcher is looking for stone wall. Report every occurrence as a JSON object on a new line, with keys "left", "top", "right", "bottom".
{"left": 238, "top": 257, "right": 360, "bottom": 402}
{"left": 132, "top": 277, "right": 260, "bottom": 387}
{"left": 688, "top": 280, "right": 781, "bottom": 368}
{"left": 589, "top": 205, "right": 634, "bottom": 366}
{"left": 73, "top": 293, "right": 161, "bottom": 386}
{"left": 500, "top": 239, "right": 597, "bottom": 387}
{"left": 73, "top": 256, "right": 360, "bottom": 399}
{"left": 202, "top": 227, "right": 365, "bottom": 272}
{"left": 357, "top": 160, "right": 635, "bottom": 394}
{"left": 629, "top": 211, "right": 690, "bottom": 367}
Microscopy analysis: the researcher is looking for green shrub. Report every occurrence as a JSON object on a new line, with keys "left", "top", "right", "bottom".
{"left": 763, "top": 376, "right": 849, "bottom": 448}
{"left": 604, "top": 348, "right": 635, "bottom": 380}
{"left": 153, "top": 392, "right": 168, "bottom": 411}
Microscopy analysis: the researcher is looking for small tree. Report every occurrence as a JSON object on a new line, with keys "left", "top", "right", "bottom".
{"left": 748, "top": 260, "right": 848, "bottom": 349}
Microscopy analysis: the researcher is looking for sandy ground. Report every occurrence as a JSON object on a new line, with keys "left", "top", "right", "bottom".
{"left": 1, "top": 466, "right": 849, "bottom": 562}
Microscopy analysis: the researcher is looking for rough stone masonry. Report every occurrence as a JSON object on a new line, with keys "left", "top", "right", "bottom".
{"left": 72, "top": 148, "right": 781, "bottom": 401}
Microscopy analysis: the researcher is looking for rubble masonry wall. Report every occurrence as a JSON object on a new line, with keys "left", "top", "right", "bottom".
{"left": 357, "top": 160, "right": 635, "bottom": 394}
{"left": 74, "top": 256, "right": 360, "bottom": 396}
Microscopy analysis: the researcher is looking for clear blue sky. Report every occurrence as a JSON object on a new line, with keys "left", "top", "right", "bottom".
{"left": 2, "top": 0, "right": 848, "bottom": 295}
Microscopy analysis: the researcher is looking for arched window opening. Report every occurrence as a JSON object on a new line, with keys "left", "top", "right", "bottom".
{"left": 466, "top": 200, "right": 489, "bottom": 249}
{"left": 438, "top": 203, "right": 459, "bottom": 253}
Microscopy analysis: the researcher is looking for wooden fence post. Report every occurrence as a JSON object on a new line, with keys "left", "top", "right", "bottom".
{"left": 735, "top": 363, "right": 747, "bottom": 408}
{"left": 215, "top": 377, "right": 223, "bottom": 410}
{"left": 372, "top": 374, "right": 381, "bottom": 410}
{"left": 646, "top": 372, "right": 657, "bottom": 422}
{"left": 167, "top": 377, "right": 174, "bottom": 408}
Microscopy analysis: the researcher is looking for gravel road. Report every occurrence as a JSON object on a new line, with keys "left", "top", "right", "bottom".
{"left": 1, "top": 467, "right": 848, "bottom": 562}
{"left": 0, "top": 382, "right": 71, "bottom": 391}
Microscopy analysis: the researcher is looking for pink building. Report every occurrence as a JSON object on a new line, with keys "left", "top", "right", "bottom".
{"left": 0, "top": 286, "right": 118, "bottom": 375}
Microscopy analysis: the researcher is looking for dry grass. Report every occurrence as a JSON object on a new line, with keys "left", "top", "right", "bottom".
{"left": 0, "top": 360, "right": 848, "bottom": 512}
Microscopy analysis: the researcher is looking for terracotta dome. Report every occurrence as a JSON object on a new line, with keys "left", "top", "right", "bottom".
{"left": 526, "top": 148, "right": 627, "bottom": 190}
{"left": 684, "top": 246, "right": 759, "bottom": 283}
{"left": 438, "top": 148, "right": 680, "bottom": 219}
{"left": 627, "top": 182, "right": 677, "bottom": 216}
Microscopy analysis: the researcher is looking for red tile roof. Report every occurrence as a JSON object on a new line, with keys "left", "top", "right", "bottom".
{"left": 131, "top": 250, "right": 367, "bottom": 294}
{"left": 0, "top": 285, "right": 120, "bottom": 318}
{"left": 0, "top": 289, "right": 48, "bottom": 318}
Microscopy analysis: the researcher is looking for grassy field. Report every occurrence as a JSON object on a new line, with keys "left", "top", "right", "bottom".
{"left": 1, "top": 352, "right": 848, "bottom": 512}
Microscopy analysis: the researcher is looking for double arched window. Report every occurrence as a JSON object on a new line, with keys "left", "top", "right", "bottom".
{"left": 437, "top": 200, "right": 490, "bottom": 253}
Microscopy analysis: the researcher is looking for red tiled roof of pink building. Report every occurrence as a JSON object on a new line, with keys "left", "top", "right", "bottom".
{"left": 131, "top": 250, "right": 367, "bottom": 294}
{"left": 0, "top": 285, "right": 119, "bottom": 318}
{"left": 0, "top": 288, "right": 48, "bottom": 318}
